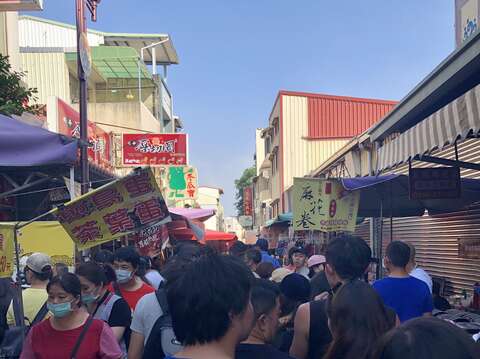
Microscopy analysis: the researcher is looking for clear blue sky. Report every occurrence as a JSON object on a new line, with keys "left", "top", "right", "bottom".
{"left": 27, "top": 0, "right": 455, "bottom": 216}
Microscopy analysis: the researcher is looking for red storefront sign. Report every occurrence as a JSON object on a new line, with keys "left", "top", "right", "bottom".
{"left": 56, "top": 99, "right": 112, "bottom": 170}
{"left": 122, "top": 134, "right": 188, "bottom": 166}
{"left": 243, "top": 186, "right": 253, "bottom": 216}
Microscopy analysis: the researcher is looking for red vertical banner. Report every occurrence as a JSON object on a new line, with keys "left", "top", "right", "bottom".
{"left": 56, "top": 98, "right": 112, "bottom": 170}
{"left": 243, "top": 186, "right": 253, "bottom": 216}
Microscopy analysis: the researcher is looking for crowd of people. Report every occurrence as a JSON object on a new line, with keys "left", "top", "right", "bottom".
{"left": 0, "top": 234, "right": 476, "bottom": 358}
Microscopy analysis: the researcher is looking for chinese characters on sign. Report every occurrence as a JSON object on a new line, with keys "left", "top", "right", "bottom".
{"left": 293, "top": 178, "right": 360, "bottom": 232}
{"left": 243, "top": 186, "right": 253, "bottom": 216}
{"left": 55, "top": 168, "right": 171, "bottom": 250}
{"left": 56, "top": 98, "right": 112, "bottom": 170}
{"left": 458, "top": 238, "right": 480, "bottom": 259}
{"left": 120, "top": 224, "right": 169, "bottom": 258}
{"left": 409, "top": 167, "right": 461, "bottom": 200}
{"left": 163, "top": 166, "right": 198, "bottom": 201}
{"left": 0, "top": 231, "right": 15, "bottom": 278}
{"left": 122, "top": 134, "right": 188, "bottom": 166}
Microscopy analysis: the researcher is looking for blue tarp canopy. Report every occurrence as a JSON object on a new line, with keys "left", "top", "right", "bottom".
{"left": 0, "top": 114, "right": 78, "bottom": 168}
{"left": 341, "top": 174, "right": 480, "bottom": 217}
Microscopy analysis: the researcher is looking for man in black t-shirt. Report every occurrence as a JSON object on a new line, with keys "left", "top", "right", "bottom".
{"left": 236, "top": 279, "right": 294, "bottom": 359}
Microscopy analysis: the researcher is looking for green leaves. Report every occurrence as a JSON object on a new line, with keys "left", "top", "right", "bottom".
{"left": 234, "top": 166, "right": 256, "bottom": 215}
{"left": 0, "top": 54, "right": 39, "bottom": 116}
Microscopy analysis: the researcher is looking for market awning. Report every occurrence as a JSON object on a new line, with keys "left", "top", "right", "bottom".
{"left": 0, "top": 114, "right": 78, "bottom": 168}
{"left": 265, "top": 212, "right": 292, "bottom": 227}
{"left": 341, "top": 174, "right": 480, "bottom": 217}
{"left": 168, "top": 208, "right": 216, "bottom": 222}
{"left": 205, "top": 230, "right": 237, "bottom": 241}
{"left": 378, "top": 84, "right": 480, "bottom": 171}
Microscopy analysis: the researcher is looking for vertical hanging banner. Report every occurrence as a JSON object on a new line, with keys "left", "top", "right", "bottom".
{"left": 54, "top": 168, "right": 171, "bottom": 250}
{"left": 56, "top": 98, "right": 112, "bottom": 170}
{"left": 243, "top": 186, "right": 253, "bottom": 216}
{"left": 164, "top": 166, "right": 198, "bottom": 201}
{"left": 293, "top": 178, "right": 360, "bottom": 232}
{"left": 0, "top": 230, "right": 14, "bottom": 278}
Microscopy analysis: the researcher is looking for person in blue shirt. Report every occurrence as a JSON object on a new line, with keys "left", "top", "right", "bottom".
{"left": 373, "top": 241, "right": 433, "bottom": 323}
{"left": 256, "top": 238, "right": 280, "bottom": 268}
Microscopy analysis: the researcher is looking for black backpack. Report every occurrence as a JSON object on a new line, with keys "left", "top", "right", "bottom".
{"left": 142, "top": 285, "right": 183, "bottom": 359}
{"left": 0, "top": 298, "right": 48, "bottom": 359}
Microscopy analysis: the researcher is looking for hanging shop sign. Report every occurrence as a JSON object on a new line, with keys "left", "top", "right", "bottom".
{"left": 56, "top": 98, "right": 112, "bottom": 170}
{"left": 293, "top": 178, "right": 360, "bottom": 233}
{"left": 122, "top": 133, "right": 188, "bottom": 166}
{"left": 458, "top": 238, "right": 480, "bottom": 259}
{"left": 163, "top": 166, "right": 198, "bottom": 201}
{"left": 0, "top": 230, "right": 14, "bottom": 278}
{"left": 54, "top": 168, "right": 171, "bottom": 250}
{"left": 243, "top": 186, "right": 253, "bottom": 216}
{"left": 409, "top": 167, "right": 461, "bottom": 200}
{"left": 120, "top": 223, "right": 169, "bottom": 258}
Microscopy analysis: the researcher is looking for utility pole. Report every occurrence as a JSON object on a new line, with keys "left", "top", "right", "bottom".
{"left": 76, "top": 0, "right": 100, "bottom": 194}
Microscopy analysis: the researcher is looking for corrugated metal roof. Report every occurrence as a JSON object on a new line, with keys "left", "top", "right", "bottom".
{"left": 300, "top": 92, "right": 397, "bottom": 139}
{"left": 279, "top": 91, "right": 396, "bottom": 139}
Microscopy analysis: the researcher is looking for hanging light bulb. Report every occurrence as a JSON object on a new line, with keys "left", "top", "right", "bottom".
{"left": 126, "top": 90, "right": 134, "bottom": 100}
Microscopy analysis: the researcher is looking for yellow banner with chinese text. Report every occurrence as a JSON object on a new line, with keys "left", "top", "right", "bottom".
{"left": 293, "top": 178, "right": 360, "bottom": 232}
{"left": 0, "top": 227, "right": 15, "bottom": 278}
{"left": 0, "top": 222, "right": 75, "bottom": 267}
{"left": 54, "top": 168, "right": 171, "bottom": 250}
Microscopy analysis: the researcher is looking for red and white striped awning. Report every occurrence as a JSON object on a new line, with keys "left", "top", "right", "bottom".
{"left": 378, "top": 84, "right": 480, "bottom": 171}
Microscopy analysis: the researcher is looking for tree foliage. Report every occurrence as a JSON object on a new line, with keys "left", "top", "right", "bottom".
{"left": 234, "top": 166, "right": 256, "bottom": 216}
{"left": 0, "top": 54, "right": 38, "bottom": 116}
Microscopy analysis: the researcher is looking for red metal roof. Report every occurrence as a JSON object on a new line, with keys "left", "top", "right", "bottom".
{"left": 280, "top": 91, "right": 397, "bottom": 139}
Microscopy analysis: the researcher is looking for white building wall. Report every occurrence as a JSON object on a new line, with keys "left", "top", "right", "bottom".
{"left": 19, "top": 15, "right": 104, "bottom": 48}
{"left": 21, "top": 52, "right": 70, "bottom": 104}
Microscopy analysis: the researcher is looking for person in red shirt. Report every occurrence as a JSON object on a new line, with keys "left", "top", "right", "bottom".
{"left": 110, "top": 246, "right": 154, "bottom": 310}
{"left": 21, "top": 273, "right": 121, "bottom": 359}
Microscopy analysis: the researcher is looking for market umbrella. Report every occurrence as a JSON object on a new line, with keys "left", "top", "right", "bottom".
{"left": 168, "top": 208, "right": 215, "bottom": 222}
{"left": 204, "top": 230, "right": 237, "bottom": 241}
{"left": 341, "top": 174, "right": 480, "bottom": 217}
{"left": 0, "top": 114, "right": 77, "bottom": 168}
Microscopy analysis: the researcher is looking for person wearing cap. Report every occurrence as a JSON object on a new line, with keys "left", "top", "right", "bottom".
{"left": 255, "top": 238, "right": 280, "bottom": 269}
{"left": 285, "top": 247, "right": 309, "bottom": 279}
{"left": 7, "top": 253, "right": 52, "bottom": 325}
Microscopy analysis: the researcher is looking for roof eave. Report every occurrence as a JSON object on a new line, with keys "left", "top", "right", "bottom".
{"left": 369, "top": 30, "right": 480, "bottom": 142}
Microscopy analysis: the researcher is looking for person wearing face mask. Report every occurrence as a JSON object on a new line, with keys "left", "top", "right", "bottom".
{"left": 236, "top": 279, "right": 294, "bottom": 359}
{"left": 76, "top": 262, "right": 131, "bottom": 355}
{"left": 20, "top": 273, "right": 122, "bottom": 359}
{"left": 7, "top": 253, "right": 52, "bottom": 325}
{"left": 109, "top": 246, "right": 154, "bottom": 311}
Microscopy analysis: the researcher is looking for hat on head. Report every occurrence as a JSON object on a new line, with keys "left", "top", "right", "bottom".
{"left": 280, "top": 273, "right": 311, "bottom": 302}
{"left": 289, "top": 246, "right": 307, "bottom": 260}
{"left": 26, "top": 253, "right": 52, "bottom": 274}
{"left": 308, "top": 255, "right": 326, "bottom": 268}
{"left": 270, "top": 267, "right": 293, "bottom": 283}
